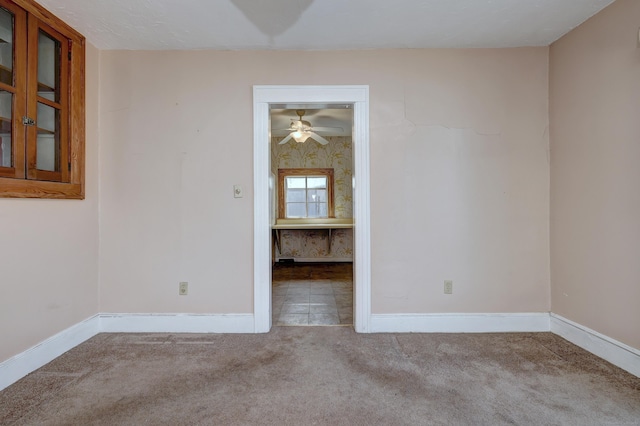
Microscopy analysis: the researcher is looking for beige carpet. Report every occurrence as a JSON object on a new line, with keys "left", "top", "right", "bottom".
{"left": 1, "top": 328, "right": 639, "bottom": 425}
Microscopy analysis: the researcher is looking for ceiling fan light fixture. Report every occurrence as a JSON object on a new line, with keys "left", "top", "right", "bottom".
{"left": 276, "top": 109, "right": 334, "bottom": 145}
{"left": 293, "top": 130, "right": 311, "bottom": 143}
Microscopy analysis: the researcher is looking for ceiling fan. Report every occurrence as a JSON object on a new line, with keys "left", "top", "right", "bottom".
{"left": 275, "top": 110, "right": 342, "bottom": 145}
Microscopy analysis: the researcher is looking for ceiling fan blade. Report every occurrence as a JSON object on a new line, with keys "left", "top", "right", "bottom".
{"left": 312, "top": 126, "right": 344, "bottom": 133}
{"left": 309, "top": 132, "right": 329, "bottom": 145}
{"left": 278, "top": 133, "right": 294, "bottom": 145}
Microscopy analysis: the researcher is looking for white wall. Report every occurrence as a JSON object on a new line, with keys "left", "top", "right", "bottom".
{"left": 0, "top": 42, "right": 100, "bottom": 363}
{"left": 550, "top": 0, "right": 640, "bottom": 350}
{"left": 98, "top": 48, "right": 550, "bottom": 315}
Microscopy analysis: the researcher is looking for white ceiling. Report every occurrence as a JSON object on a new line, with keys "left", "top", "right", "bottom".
{"left": 38, "top": 0, "right": 615, "bottom": 135}
{"left": 38, "top": 0, "right": 614, "bottom": 51}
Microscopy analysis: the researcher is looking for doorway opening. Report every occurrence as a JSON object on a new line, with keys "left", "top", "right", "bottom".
{"left": 253, "top": 85, "right": 371, "bottom": 333}
{"left": 270, "top": 106, "right": 354, "bottom": 326}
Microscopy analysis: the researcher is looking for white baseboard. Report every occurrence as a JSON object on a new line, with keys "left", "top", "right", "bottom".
{"left": 99, "top": 313, "right": 255, "bottom": 334}
{"left": 0, "top": 313, "right": 255, "bottom": 391}
{"left": 275, "top": 257, "right": 353, "bottom": 263}
{"left": 3, "top": 311, "right": 637, "bottom": 392}
{"left": 550, "top": 313, "right": 640, "bottom": 377}
{"left": 370, "top": 313, "right": 551, "bottom": 333}
{"left": 0, "top": 315, "right": 100, "bottom": 391}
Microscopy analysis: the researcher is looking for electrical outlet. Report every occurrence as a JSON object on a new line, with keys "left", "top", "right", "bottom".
{"left": 179, "top": 282, "right": 188, "bottom": 296}
{"left": 444, "top": 280, "right": 453, "bottom": 294}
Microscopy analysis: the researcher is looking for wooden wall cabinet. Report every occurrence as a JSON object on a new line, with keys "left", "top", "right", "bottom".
{"left": 0, "top": 0, "right": 85, "bottom": 199}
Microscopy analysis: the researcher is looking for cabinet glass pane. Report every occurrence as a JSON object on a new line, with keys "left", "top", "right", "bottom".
{"left": 36, "top": 102, "right": 59, "bottom": 171}
{"left": 37, "top": 31, "right": 59, "bottom": 102}
{"left": 0, "top": 90, "right": 10, "bottom": 167}
{"left": 0, "top": 8, "right": 12, "bottom": 86}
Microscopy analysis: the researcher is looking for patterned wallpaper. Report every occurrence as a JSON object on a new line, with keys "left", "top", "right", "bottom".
{"left": 271, "top": 136, "right": 353, "bottom": 261}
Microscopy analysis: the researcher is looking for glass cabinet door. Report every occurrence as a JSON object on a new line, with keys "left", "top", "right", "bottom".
{"left": 26, "top": 19, "right": 68, "bottom": 182}
{"left": 0, "top": 3, "right": 25, "bottom": 178}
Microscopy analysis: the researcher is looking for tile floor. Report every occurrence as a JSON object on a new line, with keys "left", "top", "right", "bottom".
{"left": 272, "top": 262, "right": 353, "bottom": 326}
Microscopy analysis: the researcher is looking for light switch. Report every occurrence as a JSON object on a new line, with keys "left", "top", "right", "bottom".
{"left": 234, "top": 185, "right": 243, "bottom": 198}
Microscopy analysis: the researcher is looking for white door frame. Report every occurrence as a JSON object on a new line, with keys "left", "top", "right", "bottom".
{"left": 253, "top": 85, "right": 371, "bottom": 333}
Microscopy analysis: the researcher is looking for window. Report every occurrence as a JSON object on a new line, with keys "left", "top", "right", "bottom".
{"left": 0, "top": 0, "right": 85, "bottom": 199}
{"left": 278, "top": 168, "right": 334, "bottom": 219}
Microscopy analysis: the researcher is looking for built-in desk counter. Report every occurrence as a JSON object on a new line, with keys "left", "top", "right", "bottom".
{"left": 272, "top": 219, "right": 353, "bottom": 255}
